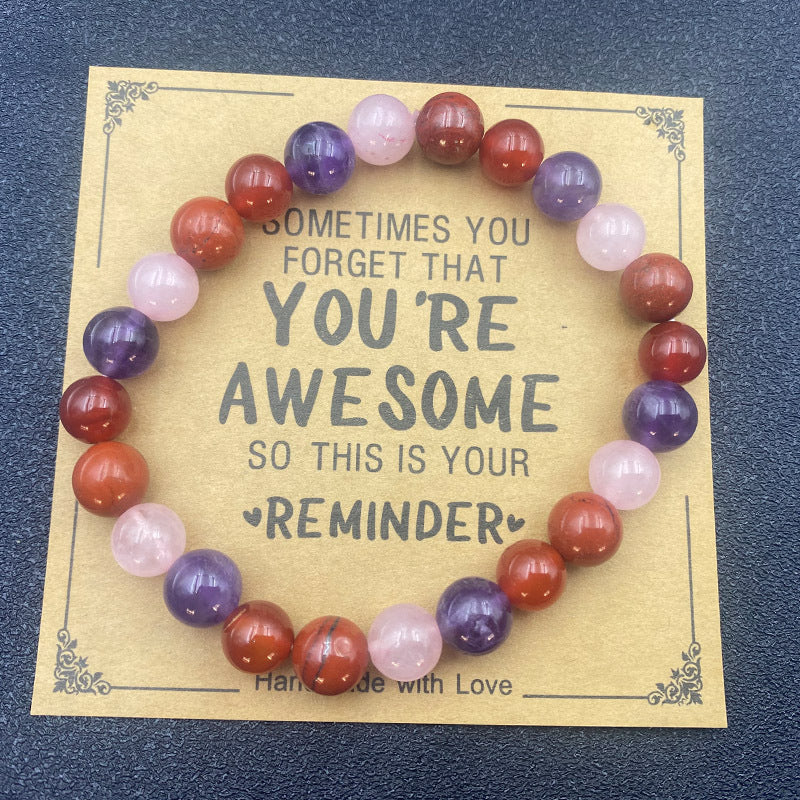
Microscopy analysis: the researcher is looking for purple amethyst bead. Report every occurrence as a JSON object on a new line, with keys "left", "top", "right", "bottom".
{"left": 284, "top": 121, "right": 356, "bottom": 195}
{"left": 163, "top": 549, "right": 242, "bottom": 628}
{"left": 83, "top": 306, "right": 159, "bottom": 379}
{"left": 622, "top": 380, "right": 698, "bottom": 452}
{"left": 532, "top": 151, "right": 602, "bottom": 221}
{"left": 436, "top": 576, "right": 512, "bottom": 655}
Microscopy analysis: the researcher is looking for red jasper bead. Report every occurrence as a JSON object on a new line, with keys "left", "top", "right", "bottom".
{"left": 548, "top": 492, "right": 623, "bottom": 566}
{"left": 292, "top": 615, "right": 368, "bottom": 695}
{"left": 479, "top": 119, "right": 544, "bottom": 186}
{"left": 59, "top": 376, "right": 132, "bottom": 443}
{"left": 170, "top": 196, "right": 244, "bottom": 271}
{"left": 72, "top": 441, "right": 149, "bottom": 517}
{"left": 638, "top": 321, "right": 707, "bottom": 383}
{"left": 619, "top": 253, "right": 693, "bottom": 322}
{"left": 221, "top": 601, "right": 294, "bottom": 674}
{"left": 415, "top": 91, "right": 484, "bottom": 165}
{"left": 496, "top": 539, "right": 566, "bottom": 611}
{"left": 225, "top": 154, "right": 293, "bottom": 223}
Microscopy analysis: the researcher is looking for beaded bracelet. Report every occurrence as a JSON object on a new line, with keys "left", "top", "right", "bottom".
{"left": 58, "top": 91, "right": 707, "bottom": 696}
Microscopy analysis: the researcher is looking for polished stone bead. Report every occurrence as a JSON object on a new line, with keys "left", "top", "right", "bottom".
{"left": 367, "top": 603, "right": 442, "bottom": 682}
{"left": 222, "top": 601, "right": 294, "bottom": 674}
{"left": 622, "top": 380, "right": 699, "bottom": 452}
{"left": 348, "top": 94, "right": 416, "bottom": 166}
{"left": 532, "top": 151, "right": 602, "bottom": 221}
{"left": 415, "top": 92, "right": 484, "bottom": 165}
{"left": 284, "top": 122, "right": 356, "bottom": 195}
{"left": 576, "top": 203, "right": 646, "bottom": 271}
{"left": 170, "top": 196, "right": 244, "bottom": 270}
{"left": 163, "top": 549, "right": 242, "bottom": 628}
{"left": 225, "top": 154, "right": 293, "bottom": 222}
{"left": 547, "top": 492, "right": 623, "bottom": 566}
{"left": 127, "top": 252, "right": 199, "bottom": 322}
{"left": 72, "top": 441, "right": 149, "bottom": 517}
{"left": 83, "top": 306, "right": 159, "bottom": 379}
{"left": 111, "top": 503, "right": 186, "bottom": 577}
{"left": 619, "top": 253, "right": 693, "bottom": 322}
{"left": 59, "top": 375, "right": 132, "bottom": 443}
{"left": 638, "top": 321, "right": 707, "bottom": 383}
{"left": 496, "top": 540, "right": 566, "bottom": 611}
{"left": 589, "top": 440, "right": 661, "bottom": 510}
{"left": 479, "top": 119, "right": 544, "bottom": 186}
{"left": 292, "top": 616, "right": 369, "bottom": 695}
{"left": 436, "top": 577, "right": 512, "bottom": 655}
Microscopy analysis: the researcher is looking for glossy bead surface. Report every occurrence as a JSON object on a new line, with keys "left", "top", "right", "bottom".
{"left": 163, "top": 549, "right": 242, "bottom": 628}
{"left": 367, "top": 603, "right": 442, "bottom": 682}
{"left": 479, "top": 119, "right": 544, "bottom": 186}
{"left": 222, "top": 601, "right": 294, "bottom": 674}
{"left": 622, "top": 380, "right": 699, "bottom": 452}
{"left": 532, "top": 151, "right": 602, "bottom": 221}
{"left": 496, "top": 540, "right": 566, "bottom": 611}
{"left": 348, "top": 94, "right": 416, "bottom": 166}
{"left": 588, "top": 440, "right": 661, "bottom": 511}
{"left": 619, "top": 253, "right": 693, "bottom": 322}
{"left": 225, "top": 154, "right": 293, "bottom": 222}
{"left": 83, "top": 306, "right": 159, "bottom": 379}
{"left": 59, "top": 375, "right": 132, "bottom": 443}
{"left": 170, "top": 196, "right": 244, "bottom": 270}
{"left": 415, "top": 91, "right": 484, "bottom": 165}
{"left": 72, "top": 441, "right": 149, "bottom": 517}
{"left": 292, "top": 616, "right": 369, "bottom": 695}
{"left": 111, "top": 502, "right": 186, "bottom": 577}
{"left": 577, "top": 203, "right": 646, "bottom": 271}
{"left": 127, "top": 252, "right": 199, "bottom": 321}
{"left": 547, "top": 492, "right": 623, "bottom": 566}
{"left": 436, "top": 577, "right": 512, "bottom": 655}
{"left": 639, "top": 321, "right": 707, "bottom": 383}
{"left": 284, "top": 122, "right": 356, "bottom": 195}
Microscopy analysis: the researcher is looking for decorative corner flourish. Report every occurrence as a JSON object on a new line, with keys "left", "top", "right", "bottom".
{"left": 103, "top": 79, "right": 159, "bottom": 136}
{"left": 53, "top": 628, "right": 111, "bottom": 695}
{"left": 634, "top": 106, "right": 686, "bottom": 162}
{"left": 647, "top": 641, "right": 702, "bottom": 706}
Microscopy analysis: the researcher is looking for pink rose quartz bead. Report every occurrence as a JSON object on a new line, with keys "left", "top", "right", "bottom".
{"left": 347, "top": 94, "right": 416, "bottom": 166}
{"left": 367, "top": 603, "right": 443, "bottom": 682}
{"left": 127, "top": 252, "right": 200, "bottom": 322}
{"left": 111, "top": 502, "right": 187, "bottom": 577}
{"left": 588, "top": 440, "right": 661, "bottom": 511}
{"left": 576, "top": 204, "right": 646, "bottom": 271}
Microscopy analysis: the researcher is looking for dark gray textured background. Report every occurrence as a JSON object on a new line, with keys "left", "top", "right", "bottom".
{"left": 1, "top": 2, "right": 798, "bottom": 798}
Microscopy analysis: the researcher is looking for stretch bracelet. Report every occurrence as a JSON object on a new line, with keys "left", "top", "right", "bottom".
{"left": 58, "top": 90, "right": 706, "bottom": 696}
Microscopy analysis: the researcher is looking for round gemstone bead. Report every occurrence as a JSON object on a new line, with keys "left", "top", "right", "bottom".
{"left": 163, "top": 549, "right": 242, "bottom": 628}
{"left": 225, "top": 154, "right": 293, "bottom": 222}
{"left": 638, "top": 321, "right": 707, "bottom": 383}
{"left": 532, "top": 151, "right": 602, "bottom": 221}
{"left": 111, "top": 503, "right": 186, "bottom": 577}
{"left": 547, "top": 492, "right": 623, "bottom": 566}
{"left": 436, "top": 577, "right": 512, "bottom": 655}
{"left": 622, "top": 380, "right": 699, "bottom": 452}
{"left": 127, "top": 252, "right": 199, "bottom": 322}
{"left": 83, "top": 306, "right": 159, "bottom": 379}
{"left": 367, "top": 603, "right": 442, "bottom": 682}
{"left": 496, "top": 540, "right": 566, "bottom": 611}
{"left": 576, "top": 203, "right": 646, "bottom": 271}
{"left": 222, "top": 601, "right": 294, "bottom": 674}
{"left": 292, "top": 615, "right": 369, "bottom": 695}
{"left": 479, "top": 119, "right": 544, "bottom": 186}
{"left": 415, "top": 91, "right": 484, "bottom": 165}
{"left": 347, "top": 94, "right": 416, "bottom": 166}
{"left": 72, "top": 441, "right": 149, "bottom": 517}
{"left": 619, "top": 253, "right": 693, "bottom": 322}
{"left": 588, "top": 440, "right": 661, "bottom": 511}
{"left": 170, "top": 196, "right": 244, "bottom": 270}
{"left": 59, "top": 375, "right": 132, "bottom": 443}
{"left": 284, "top": 122, "right": 356, "bottom": 195}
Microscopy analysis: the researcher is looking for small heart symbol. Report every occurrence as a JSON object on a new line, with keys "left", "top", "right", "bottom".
{"left": 507, "top": 514, "right": 525, "bottom": 533}
{"left": 243, "top": 507, "right": 262, "bottom": 527}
